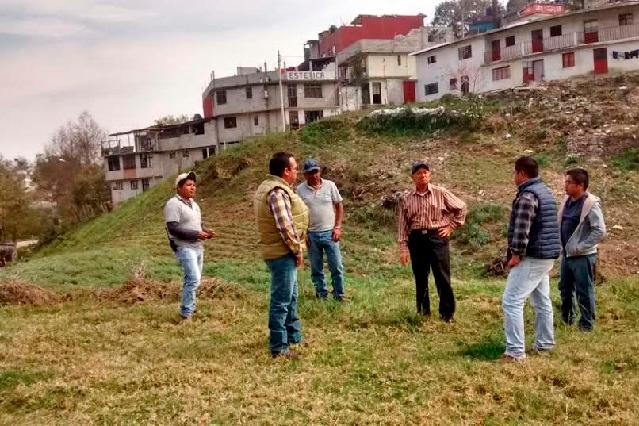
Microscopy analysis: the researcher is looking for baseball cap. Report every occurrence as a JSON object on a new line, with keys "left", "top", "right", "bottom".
{"left": 303, "top": 159, "right": 321, "bottom": 173}
{"left": 175, "top": 171, "right": 197, "bottom": 188}
{"left": 411, "top": 161, "right": 431, "bottom": 175}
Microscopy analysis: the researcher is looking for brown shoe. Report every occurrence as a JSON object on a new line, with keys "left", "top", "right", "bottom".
{"left": 501, "top": 353, "right": 525, "bottom": 363}
{"left": 272, "top": 351, "right": 300, "bottom": 360}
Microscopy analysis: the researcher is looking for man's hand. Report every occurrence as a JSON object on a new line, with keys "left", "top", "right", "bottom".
{"left": 295, "top": 251, "right": 304, "bottom": 268}
{"left": 438, "top": 226, "right": 453, "bottom": 238}
{"left": 197, "top": 231, "right": 211, "bottom": 240}
{"left": 332, "top": 227, "right": 342, "bottom": 242}
{"left": 205, "top": 229, "right": 217, "bottom": 239}
{"left": 400, "top": 250, "right": 410, "bottom": 266}
{"left": 507, "top": 254, "right": 521, "bottom": 268}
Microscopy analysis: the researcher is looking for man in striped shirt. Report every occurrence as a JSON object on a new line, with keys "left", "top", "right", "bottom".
{"left": 398, "top": 161, "right": 467, "bottom": 322}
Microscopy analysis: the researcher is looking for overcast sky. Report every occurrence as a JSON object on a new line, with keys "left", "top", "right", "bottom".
{"left": 0, "top": 0, "right": 440, "bottom": 161}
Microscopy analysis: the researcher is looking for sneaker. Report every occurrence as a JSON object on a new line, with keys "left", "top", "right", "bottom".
{"left": 271, "top": 351, "right": 300, "bottom": 360}
{"left": 334, "top": 295, "right": 350, "bottom": 302}
{"left": 501, "top": 353, "right": 525, "bottom": 363}
{"left": 531, "top": 347, "right": 554, "bottom": 356}
{"left": 179, "top": 314, "right": 192, "bottom": 322}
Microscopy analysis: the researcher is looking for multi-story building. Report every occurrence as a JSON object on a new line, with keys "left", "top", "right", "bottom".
{"left": 101, "top": 116, "right": 217, "bottom": 205}
{"left": 336, "top": 27, "right": 449, "bottom": 110}
{"left": 413, "top": 1, "right": 639, "bottom": 101}
{"left": 201, "top": 65, "right": 339, "bottom": 135}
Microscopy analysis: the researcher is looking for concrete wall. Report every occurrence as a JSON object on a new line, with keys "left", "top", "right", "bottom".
{"left": 367, "top": 54, "right": 416, "bottom": 78}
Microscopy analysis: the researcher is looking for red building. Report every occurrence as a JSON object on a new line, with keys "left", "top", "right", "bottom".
{"left": 318, "top": 14, "right": 425, "bottom": 57}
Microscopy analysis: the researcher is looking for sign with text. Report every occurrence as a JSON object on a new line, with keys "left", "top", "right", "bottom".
{"left": 285, "top": 71, "right": 336, "bottom": 81}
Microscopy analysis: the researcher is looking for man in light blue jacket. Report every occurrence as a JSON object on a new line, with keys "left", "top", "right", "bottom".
{"left": 558, "top": 168, "right": 606, "bottom": 331}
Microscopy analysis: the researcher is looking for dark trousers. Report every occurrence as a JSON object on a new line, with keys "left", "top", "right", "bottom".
{"left": 408, "top": 230, "right": 455, "bottom": 319}
{"left": 559, "top": 254, "right": 597, "bottom": 330}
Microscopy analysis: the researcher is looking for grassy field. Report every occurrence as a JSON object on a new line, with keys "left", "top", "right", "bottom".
{"left": 2, "top": 83, "right": 639, "bottom": 423}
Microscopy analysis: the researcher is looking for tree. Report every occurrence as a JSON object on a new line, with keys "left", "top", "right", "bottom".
{"left": 432, "top": 0, "right": 504, "bottom": 38}
{"left": 32, "top": 112, "right": 110, "bottom": 226}
{"left": 506, "top": 0, "right": 529, "bottom": 13}
{"left": 154, "top": 114, "right": 192, "bottom": 126}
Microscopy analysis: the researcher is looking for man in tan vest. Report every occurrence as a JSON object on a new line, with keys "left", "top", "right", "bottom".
{"left": 255, "top": 152, "right": 309, "bottom": 359}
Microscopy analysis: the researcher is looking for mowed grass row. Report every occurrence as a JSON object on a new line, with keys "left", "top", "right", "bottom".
{"left": 1, "top": 271, "right": 638, "bottom": 424}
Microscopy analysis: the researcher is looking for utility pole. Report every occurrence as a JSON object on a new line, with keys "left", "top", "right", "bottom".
{"left": 278, "top": 50, "right": 286, "bottom": 132}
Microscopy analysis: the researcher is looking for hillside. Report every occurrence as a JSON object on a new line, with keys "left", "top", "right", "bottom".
{"left": 1, "top": 74, "right": 639, "bottom": 423}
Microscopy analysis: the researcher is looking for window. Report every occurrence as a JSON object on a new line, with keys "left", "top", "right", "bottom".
{"left": 142, "top": 179, "right": 150, "bottom": 192}
{"left": 397, "top": 55, "right": 402, "bottom": 66}
{"left": 304, "top": 110, "right": 323, "bottom": 124}
{"left": 584, "top": 19, "right": 598, "bottom": 33}
{"left": 550, "top": 25, "right": 562, "bottom": 37}
{"left": 425, "top": 83, "right": 439, "bottom": 95}
{"left": 427, "top": 55, "right": 437, "bottom": 64}
{"left": 254, "top": 116, "right": 259, "bottom": 126}
{"left": 458, "top": 45, "right": 472, "bottom": 60}
{"left": 562, "top": 52, "right": 575, "bottom": 68}
{"left": 113, "top": 181, "right": 123, "bottom": 190}
{"left": 122, "top": 154, "right": 136, "bottom": 170}
{"left": 246, "top": 86, "right": 252, "bottom": 99}
{"left": 619, "top": 13, "right": 634, "bottom": 26}
{"left": 449, "top": 78, "right": 458, "bottom": 90}
{"left": 303, "top": 84, "right": 322, "bottom": 98}
{"left": 506, "top": 36, "right": 516, "bottom": 47}
{"left": 140, "top": 154, "right": 151, "bottom": 168}
{"left": 169, "top": 151, "right": 176, "bottom": 159}
{"left": 288, "top": 84, "right": 297, "bottom": 107}
{"left": 492, "top": 66, "right": 511, "bottom": 81}
{"left": 107, "top": 156, "right": 120, "bottom": 171}
{"left": 224, "top": 116, "right": 237, "bottom": 129}
{"left": 182, "top": 150, "right": 189, "bottom": 158}
{"left": 130, "top": 180, "right": 138, "bottom": 190}
{"left": 216, "top": 90, "right": 227, "bottom": 105}
{"left": 372, "top": 82, "right": 382, "bottom": 104}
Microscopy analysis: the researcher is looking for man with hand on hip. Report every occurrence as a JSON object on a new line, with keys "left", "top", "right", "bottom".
{"left": 297, "top": 159, "right": 346, "bottom": 301}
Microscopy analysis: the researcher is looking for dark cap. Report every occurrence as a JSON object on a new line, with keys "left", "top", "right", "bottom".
{"left": 411, "top": 161, "right": 430, "bottom": 175}
{"left": 303, "top": 159, "right": 321, "bottom": 173}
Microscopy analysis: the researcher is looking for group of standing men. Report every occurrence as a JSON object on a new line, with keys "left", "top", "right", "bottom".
{"left": 164, "top": 152, "right": 605, "bottom": 361}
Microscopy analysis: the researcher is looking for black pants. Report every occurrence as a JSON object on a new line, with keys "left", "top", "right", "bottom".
{"left": 408, "top": 229, "right": 455, "bottom": 319}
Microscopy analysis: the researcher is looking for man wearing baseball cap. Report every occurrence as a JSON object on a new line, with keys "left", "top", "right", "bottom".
{"left": 164, "top": 171, "right": 215, "bottom": 320}
{"left": 297, "top": 158, "right": 346, "bottom": 301}
{"left": 397, "top": 161, "right": 466, "bottom": 322}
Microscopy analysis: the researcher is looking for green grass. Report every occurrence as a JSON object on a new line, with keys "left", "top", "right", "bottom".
{"left": 2, "top": 84, "right": 639, "bottom": 422}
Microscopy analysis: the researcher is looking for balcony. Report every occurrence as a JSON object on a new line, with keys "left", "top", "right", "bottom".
{"left": 484, "top": 23, "right": 639, "bottom": 65}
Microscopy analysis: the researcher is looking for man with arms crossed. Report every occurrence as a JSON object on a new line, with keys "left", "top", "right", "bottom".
{"left": 558, "top": 168, "right": 606, "bottom": 331}
{"left": 255, "top": 152, "right": 309, "bottom": 359}
{"left": 297, "top": 159, "right": 346, "bottom": 301}
{"left": 164, "top": 171, "right": 215, "bottom": 320}
{"left": 503, "top": 156, "right": 561, "bottom": 361}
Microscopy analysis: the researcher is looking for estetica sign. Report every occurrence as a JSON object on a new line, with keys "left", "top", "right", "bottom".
{"left": 285, "top": 71, "right": 336, "bottom": 80}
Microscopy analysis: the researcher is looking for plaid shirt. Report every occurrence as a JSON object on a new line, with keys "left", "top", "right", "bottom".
{"left": 268, "top": 188, "right": 302, "bottom": 255}
{"left": 509, "top": 192, "right": 538, "bottom": 256}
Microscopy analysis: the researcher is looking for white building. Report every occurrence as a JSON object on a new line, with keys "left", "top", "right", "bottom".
{"left": 101, "top": 117, "right": 217, "bottom": 205}
{"left": 413, "top": 1, "right": 639, "bottom": 101}
{"left": 337, "top": 27, "right": 451, "bottom": 110}
{"left": 202, "top": 65, "right": 339, "bottom": 135}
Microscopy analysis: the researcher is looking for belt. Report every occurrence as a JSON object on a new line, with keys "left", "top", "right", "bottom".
{"left": 411, "top": 228, "right": 441, "bottom": 236}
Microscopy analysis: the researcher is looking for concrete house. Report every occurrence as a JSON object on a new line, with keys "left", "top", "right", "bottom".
{"left": 413, "top": 1, "right": 639, "bottom": 101}
{"left": 101, "top": 117, "right": 217, "bottom": 205}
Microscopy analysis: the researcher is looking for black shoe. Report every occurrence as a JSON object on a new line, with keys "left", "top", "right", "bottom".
{"left": 272, "top": 351, "right": 300, "bottom": 360}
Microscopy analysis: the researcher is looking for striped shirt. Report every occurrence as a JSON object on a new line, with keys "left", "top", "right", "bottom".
{"left": 268, "top": 188, "right": 302, "bottom": 255}
{"left": 397, "top": 184, "right": 467, "bottom": 251}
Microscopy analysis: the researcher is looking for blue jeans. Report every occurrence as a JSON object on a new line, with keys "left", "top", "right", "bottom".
{"left": 266, "top": 253, "right": 302, "bottom": 354}
{"left": 503, "top": 258, "right": 555, "bottom": 359}
{"left": 176, "top": 246, "right": 203, "bottom": 317}
{"left": 307, "top": 230, "right": 345, "bottom": 298}
{"left": 559, "top": 254, "right": 597, "bottom": 330}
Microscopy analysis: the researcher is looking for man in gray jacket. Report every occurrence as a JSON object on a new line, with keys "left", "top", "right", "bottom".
{"left": 558, "top": 168, "right": 606, "bottom": 331}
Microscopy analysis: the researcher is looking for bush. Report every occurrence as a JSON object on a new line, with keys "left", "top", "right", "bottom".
{"left": 356, "top": 99, "right": 486, "bottom": 135}
{"left": 299, "top": 119, "right": 351, "bottom": 146}
{"left": 455, "top": 203, "right": 506, "bottom": 248}
{"left": 612, "top": 148, "right": 639, "bottom": 171}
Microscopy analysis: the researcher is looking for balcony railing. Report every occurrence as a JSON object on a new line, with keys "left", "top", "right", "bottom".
{"left": 484, "top": 23, "right": 639, "bottom": 65}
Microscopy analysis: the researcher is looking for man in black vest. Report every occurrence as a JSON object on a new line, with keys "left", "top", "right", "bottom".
{"left": 503, "top": 156, "right": 561, "bottom": 361}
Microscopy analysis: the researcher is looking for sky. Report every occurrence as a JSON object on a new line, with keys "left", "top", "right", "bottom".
{"left": 0, "top": 0, "right": 439, "bottom": 161}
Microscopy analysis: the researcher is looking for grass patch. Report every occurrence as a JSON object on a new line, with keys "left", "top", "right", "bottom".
{"left": 612, "top": 148, "right": 639, "bottom": 171}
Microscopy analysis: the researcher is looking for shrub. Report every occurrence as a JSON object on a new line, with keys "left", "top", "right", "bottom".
{"left": 612, "top": 148, "right": 639, "bottom": 171}
{"left": 455, "top": 203, "right": 506, "bottom": 248}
